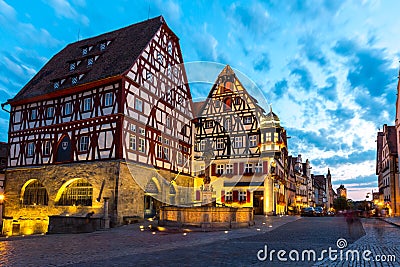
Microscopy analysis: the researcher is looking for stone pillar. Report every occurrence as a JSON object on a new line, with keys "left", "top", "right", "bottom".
{"left": 103, "top": 197, "right": 110, "bottom": 229}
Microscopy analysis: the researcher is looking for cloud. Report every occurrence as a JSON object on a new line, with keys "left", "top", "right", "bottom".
{"left": 298, "top": 34, "right": 328, "bottom": 67}
{"left": 289, "top": 64, "right": 313, "bottom": 91}
{"left": 253, "top": 53, "right": 270, "bottom": 72}
{"left": 45, "top": 0, "right": 89, "bottom": 26}
{"left": 0, "top": 0, "right": 16, "bottom": 19}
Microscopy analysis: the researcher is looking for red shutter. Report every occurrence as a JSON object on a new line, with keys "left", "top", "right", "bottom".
{"left": 263, "top": 161, "right": 268, "bottom": 174}
{"left": 247, "top": 190, "right": 251, "bottom": 203}
{"left": 221, "top": 190, "right": 225, "bottom": 203}
{"left": 233, "top": 190, "right": 239, "bottom": 202}
{"left": 211, "top": 163, "right": 216, "bottom": 176}
{"left": 239, "top": 163, "right": 244, "bottom": 174}
{"left": 196, "top": 190, "right": 200, "bottom": 201}
{"left": 234, "top": 163, "right": 238, "bottom": 175}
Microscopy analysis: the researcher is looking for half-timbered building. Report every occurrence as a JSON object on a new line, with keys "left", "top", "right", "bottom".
{"left": 2, "top": 16, "right": 195, "bottom": 235}
{"left": 193, "top": 65, "right": 288, "bottom": 215}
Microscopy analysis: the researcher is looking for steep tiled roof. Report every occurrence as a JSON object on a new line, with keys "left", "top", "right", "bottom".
{"left": 9, "top": 16, "right": 164, "bottom": 103}
{"left": 192, "top": 101, "right": 205, "bottom": 117}
{"left": 386, "top": 126, "right": 398, "bottom": 155}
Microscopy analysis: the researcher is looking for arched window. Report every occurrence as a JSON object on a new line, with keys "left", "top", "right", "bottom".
{"left": 22, "top": 180, "right": 49, "bottom": 206}
{"left": 57, "top": 179, "right": 93, "bottom": 206}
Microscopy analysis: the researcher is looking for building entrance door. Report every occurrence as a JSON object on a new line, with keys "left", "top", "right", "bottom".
{"left": 253, "top": 191, "right": 264, "bottom": 215}
{"left": 144, "top": 195, "right": 160, "bottom": 218}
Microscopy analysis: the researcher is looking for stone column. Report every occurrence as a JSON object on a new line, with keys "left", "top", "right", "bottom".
{"left": 103, "top": 197, "right": 110, "bottom": 229}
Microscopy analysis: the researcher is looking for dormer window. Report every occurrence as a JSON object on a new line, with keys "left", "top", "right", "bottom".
{"left": 157, "top": 53, "right": 163, "bottom": 64}
{"left": 54, "top": 81, "right": 60, "bottom": 89}
{"left": 82, "top": 47, "right": 88, "bottom": 56}
{"left": 69, "top": 62, "right": 76, "bottom": 71}
{"left": 72, "top": 76, "right": 78, "bottom": 85}
{"left": 87, "top": 57, "right": 94, "bottom": 66}
{"left": 100, "top": 42, "right": 106, "bottom": 51}
{"left": 168, "top": 41, "right": 173, "bottom": 55}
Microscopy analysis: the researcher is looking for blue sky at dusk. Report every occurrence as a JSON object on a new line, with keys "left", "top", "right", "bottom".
{"left": 0, "top": 0, "right": 399, "bottom": 200}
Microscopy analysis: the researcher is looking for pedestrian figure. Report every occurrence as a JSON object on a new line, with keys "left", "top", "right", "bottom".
{"left": 346, "top": 209, "right": 354, "bottom": 236}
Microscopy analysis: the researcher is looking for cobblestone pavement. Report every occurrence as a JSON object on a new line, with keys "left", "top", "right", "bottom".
{"left": 0, "top": 215, "right": 299, "bottom": 266}
{"left": 69, "top": 216, "right": 365, "bottom": 267}
{"left": 314, "top": 218, "right": 400, "bottom": 267}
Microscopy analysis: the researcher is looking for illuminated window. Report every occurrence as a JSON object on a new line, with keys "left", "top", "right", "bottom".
{"left": 249, "top": 135, "right": 257, "bottom": 147}
{"left": 104, "top": 92, "right": 113, "bottom": 107}
{"left": 265, "top": 132, "right": 272, "bottom": 142}
{"left": 46, "top": 106, "right": 54, "bottom": 118}
{"left": 216, "top": 138, "right": 224, "bottom": 150}
{"left": 139, "top": 138, "right": 146, "bottom": 153}
{"left": 83, "top": 97, "right": 92, "bottom": 112}
{"left": 57, "top": 179, "right": 93, "bottom": 206}
{"left": 27, "top": 142, "right": 35, "bottom": 157}
{"left": 217, "top": 164, "right": 224, "bottom": 174}
{"left": 274, "top": 132, "right": 279, "bottom": 142}
{"left": 226, "top": 164, "right": 233, "bottom": 174}
{"left": 43, "top": 141, "right": 51, "bottom": 155}
{"left": 79, "top": 136, "right": 89, "bottom": 151}
{"left": 243, "top": 116, "right": 252, "bottom": 124}
{"left": 23, "top": 180, "right": 49, "bottom": 206}
{"left": 64, "top": 102, "right": 72, "bottom": 115}
{"left": 129, "top": 135, "right": 136, "bottom": 150}
{"left": 135, "top": 98, "right": 143, "bottom": 112}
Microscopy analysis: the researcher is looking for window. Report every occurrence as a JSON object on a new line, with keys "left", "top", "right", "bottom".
{"left": 226, "top": 164, "right": 233, "bottom": 174}
{"left": 139, "top": 127, "right": 145, "bottom": 136}
{"left": 139, "top": 138, "right": 146, "bottom": 153}
{"left": 23, "top": 180, "right": 49, "bottom": 206}
{"left": 255, "top": 162, "right": 263, "bottom": 173}
{"left": 64, "top": 102, "right": 72, "bottom": 115}
{"left": 82, "top": 47, "right": 88, "bottom": 56}
{"left": 216, "top": 138, "right": 224, "bottom": 150}
{"left": 130, "top": 124, "right": 136, "bottom": 132}
{"left": 57, "top": 179, "right": 93, "bottom": 206}
{"left": 178, "top": 152, "right": 183, "bottom": 165}
{"left": 157, "top": 53, "right": 163, "bottom": 64}
{"left": 104, "top": 92, "right": 113, "bottom": 107}
{"left": 135, "top": 98, "right": 143, "bottom": 112}
{"left": 235, "top": 97, "right": 241, "bottom": 105}
{"left": 245, "top": 163, "right": 253, "bottom": 174}
{"left": 72, "top": 76, "right": 78, "bottom": 85}
{"left": 199, "top": 139, "right": 206, "bottom": 151}
{"left": 225, "top": 191, "right": 233, "bottom": 202}
{"left": 274, "top": 132, "right": 279, "bottom": 142}
{"left": 79, "top": 136, "right": 89, "bottom": 151}
{"left": 129, "top": 135, "right": 136, "bottom": 150}
{"left": 166, "top": 116, "right": 171, "bottom": 128}
{"left": 43, "top": 141, "right": 51, "bottom": 155}
{"left": 100, "top": 42, "right": 106, "bottom": 51}
{"left": 243, "top": 116, "right": 252, "bottom": 124}
{"left": 265, "top": 132, "right": 272, "bottom": 142}
{"left": 83, "top": 97, "right": 92, "bottom": 112}
{"left": 46, "top": 107, "right": 54, "bottom": 118}
{"left": 217, "top": 164, "right": 224, "bottom": 175}
{"left": 157, "top": 144, "right": 163, "bottom": 158}
{"left": 163, "top": 147, "right": 169, "bottom": 160}
{"left": 168, "top": 64, "right": 172, "bottom": 78}
{"left": 146, "top": 72, "right": 153, "bottom": 82}
{"left": 163, "top": 138, "right": 169, "bottom": 145}
{"left": 30, "top": 109, "right": 37, "bottom": 120}
{"left": 205, "top": 120, "right": 214, "bottom": 129}
{"left": 69, "top": 62, "right": 76, "bottom": 71}
{"left": 224, "top": 118, "right": 232, "bottom": 132}
{"left": 54, "top": 81, "right": 60, "bottom": 89}
{"left": 234, "top": 136, "right": 243, "bottom": 148}
{"left": 239, "top": 191, "right": 247, "bottom": 202}
{"left": 87, "top": 57, "right": 94, "bottom": 66}
{"left": 249, "top": 135, "right": 257, "bottom": 147}
{"left": 168, "top": 41, "right": 173, "bottom": 55}
{"left": 27, "top": 142, "right": 35, "bottom": 157}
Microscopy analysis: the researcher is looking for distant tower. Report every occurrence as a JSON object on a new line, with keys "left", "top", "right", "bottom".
{"left": 337, "top": 184, "right": 347, "bottom": 198}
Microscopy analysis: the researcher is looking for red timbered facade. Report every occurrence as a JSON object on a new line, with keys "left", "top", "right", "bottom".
{"left": 2, "top": 16, "right": 195, "bottom": 235}
{"left": 193, "top": 65, "right": 288, "bottom": 215}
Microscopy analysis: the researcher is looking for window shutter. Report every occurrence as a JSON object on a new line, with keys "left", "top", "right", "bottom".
{"left": 221, "top": 190, "right": 225, "bottom": 203}
{"left": 233, "top": 190, "right": 239, "bottom": 202}
{"left": 263, "top": 161, "right": 268, "bottom": 174}
{"left": 211, "top": 163, "right": 216, "bottom": 176}
{"left": 234, "top": 163, "right": 238, "bottom": 175}
{"left": 196, "top": 190, "right": 200, "bottom": 201}
{"left": 247, "top": 190, "right": 251, "bottom": 203}
{"left": 239, "top": 162, "right": 244, "bottom": 174}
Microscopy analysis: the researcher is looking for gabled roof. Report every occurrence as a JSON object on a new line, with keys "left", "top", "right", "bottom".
{"left": 385, "top": 125, "right": 397, "bottom": 155}
{"left": 192, "top": 101, "right": 206, "bottom": 117}
{"left": 8, "top": 16, "right": 165, "bottom": 104}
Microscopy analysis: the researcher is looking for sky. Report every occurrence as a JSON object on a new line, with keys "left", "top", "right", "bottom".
{"left": 0, "top": 0, "right": 399, "bottom": 201}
